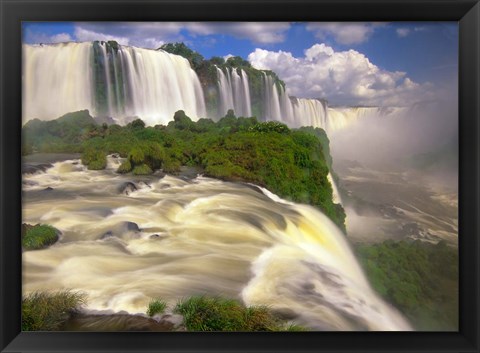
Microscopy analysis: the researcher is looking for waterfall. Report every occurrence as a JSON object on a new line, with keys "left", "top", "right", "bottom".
{"left": 216, "top": 66, "right": 251, "bottom": 117}
{"left": 23, "top": 42, "right": 206, "bottom": 125}
{"left": 23, "top": 42, "right": 95, "bottom": 122}
{"left": 262, "top": 73, "right": 329, "bottom": 129}
{"left": 23, "top": 41, "right": 407, "bottom": 132}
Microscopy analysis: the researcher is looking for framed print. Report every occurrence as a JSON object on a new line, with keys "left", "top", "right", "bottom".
{"left": 1, "top": 0, "right": 479, "bottom": 352}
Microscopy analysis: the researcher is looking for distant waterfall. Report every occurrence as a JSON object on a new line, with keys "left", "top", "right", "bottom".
{"left": 216, "top": 66, "right": 252, "bottom": 117}
{"left": 23, "top": 42, "right": 206, "bottom": 125}
{"left": 262, "top": 73, "right": 329, "bottom": 129}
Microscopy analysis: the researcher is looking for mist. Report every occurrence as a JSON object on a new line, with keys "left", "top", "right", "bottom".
{"left": 329, "top": 97, "right": 458, "bottom": 190}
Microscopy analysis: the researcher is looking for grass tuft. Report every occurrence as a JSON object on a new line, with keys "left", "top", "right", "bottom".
{"left": 147, "top": 298, "right": 168, "bottom": 317}
{"left": 22, "top": 291, "right": 86, "bottom": 331}
{"left": 173, "top": 296, "right": 296, "bottom": 332}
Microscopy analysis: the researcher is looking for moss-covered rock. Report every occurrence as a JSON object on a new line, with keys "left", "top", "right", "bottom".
{"left": 117, "top": 159, "right": 132, "bottom": 174}
{"left": 81, "top": 148, "right": 107, "bottom": 170}
{"left": 22, "top": 224, "right": 59, "bottom": 250}
{"left": 132, "top": 164, "right": 153, "bottom": 175}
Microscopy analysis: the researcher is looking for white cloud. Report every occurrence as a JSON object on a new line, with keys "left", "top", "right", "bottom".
{"left": 73, "top": 23, "right": 184, "bottom": 48}
{"left": 69, "top": 22, "right": 290, "bottom": 49}
{"left": 184, "top": 22, "right": 290, "bottom": 44}
{"left": 396, "top": 28, "right": 411, "bottom": 37}
{"left": 248, "top": 43, "right": 436, "bottom": 106}
{"left": 223, "top": 54, "right": 234, "bottom": 61}
{"left": 397, "top": 26, "right": 428, "bottom": 38}
{"left": 74, "top": 27, "right": 130, "bottom": 45}
{"left": 50, "top": 33, "right": 73, "bottom": 42}
{"left": 306, "top": 23, "right": 383, "bottom": 45}
{"left": 24, "top": 29, "right": 73, "bottom": 44}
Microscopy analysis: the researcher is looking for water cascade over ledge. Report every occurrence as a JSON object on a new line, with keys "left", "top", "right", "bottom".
{"left": 23, "top": 42, "right": 206, "bottom": 125}
{"left": 22, "top": 156, "right": 411, "bottom": 331}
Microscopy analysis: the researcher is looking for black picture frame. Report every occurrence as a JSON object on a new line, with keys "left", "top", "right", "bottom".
{"left": 1, "top": 0, "right": 479, "bottom": 352}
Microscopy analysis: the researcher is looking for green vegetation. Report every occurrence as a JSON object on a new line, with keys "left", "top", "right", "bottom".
{"left": 147, "top": 299, "right": 168, "bottom": 317}
{"left": 132, "top": 164, "right": 153, "bottom": 175}
{"left": 160, "top": 42, "right": 205, "bottom": 71}
{"left": 22, "top": 110, "right": 345, "bottom": 229}
{"left": 22, "top": 224, "right": 59, "bottom": 250}
{"left": 22, "top": 110, "right": 98, "bottom": 154}
{"left": 22, "top": 291, "right": 86, "bottom": 331}
{"left": 174, "top": 296, "right": 304, "bottom": 331}
{"left": 81, "top": 148, "right": 107, "bottom": 170}
{"left": 355, "top": 240, "right": 458, "bottom": 331}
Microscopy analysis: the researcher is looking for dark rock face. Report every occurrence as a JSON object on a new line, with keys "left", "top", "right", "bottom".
{"left": 63, "top": 312, "right": 178, "bottom": 331}
{"left": 22, "top": 163, "right": 53, "bottom": 175}
{"left": 118, "top": 182, "right": 137, "bottom": 195}
{"left": 99, "top": 222, "right": 141, "bottom": 241}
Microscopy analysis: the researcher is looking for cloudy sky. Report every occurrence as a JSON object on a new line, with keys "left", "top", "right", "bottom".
{"left": 23, "top": 22, "right": 458, "bottom": 106}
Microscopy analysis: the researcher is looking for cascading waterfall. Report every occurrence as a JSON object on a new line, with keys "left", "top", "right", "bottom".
{"left": 23, "top": 41, "right": 406, "bottom": 132}
{"left": 23, "top": 42, "right": 95, "bottom": 122}
{"left": 262, "top": 73, "right": 283, "bottom": 122}
{"left": 262, "top": 73, "right": 329, "bottom": 129}
{"left": 23, "top": 155, "right": 411, "bottom": 331}
{"left": 23, "top": 42, "right": 206, "bottom": 125}
{"left": 216, "top": 66, "right": 251, "bottom": 117}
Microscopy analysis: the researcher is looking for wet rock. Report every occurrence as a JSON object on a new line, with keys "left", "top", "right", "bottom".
{"left": 100, "top": 231, "right": 113, "bottom": 239}
{"left": 118, "top": 182, "right": 137, "bottom": 195}
{"left": 64, "top": 312, "right": 176, "bottom": 331}
{"left": 125, "top": 221, "right": 140, "bottom": 232}
{"left": 138, "top": 181, "right": 151, "bottom": 189}
{"left": 273, "top": 308, "right": 299, "bottom": 320}
{"left": 158, "top": 314, "right": 184, "bottom": 329}
{"left": 99, "top": 222, "right": 141, "bottom": 241}
{"left": 22, "top": 163, "right": 53, "bottom": 175}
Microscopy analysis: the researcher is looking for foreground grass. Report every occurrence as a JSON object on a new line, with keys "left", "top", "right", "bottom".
{"left": 22, "top": 291, "right": 86, "bottom": 331}
{"left": 355, "top": 240, "right": 458, "bottom": 331}
{"left": 147, "top": 298, "right": 168, "bottom": 317}
{"left": 173, "top": 296, "right": 306, "bottom": 332}
{"left": 22, "top": 224, "right": 59, "bottom": 250}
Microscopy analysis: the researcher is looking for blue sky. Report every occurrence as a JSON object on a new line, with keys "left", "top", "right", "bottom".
{"left": 23, "top": 22, "right": 458, "bottom": 106}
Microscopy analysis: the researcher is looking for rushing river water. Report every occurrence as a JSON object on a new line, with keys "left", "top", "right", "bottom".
{"left": 22, "top": 155, "right": 411, "bottom": 331}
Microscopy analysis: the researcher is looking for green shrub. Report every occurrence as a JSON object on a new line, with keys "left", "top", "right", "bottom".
{"left": 249, "top": 121, "right": 290, "bottom": 134}
{"left": 132, "top": 164, "right": 153, "bottom": 175}
{"left": 22, "top": 291, "right": 86, "bottom": 331}
{"left": 129, "top": 147, "right": 145, "bottom": 164}
{"left": 162, "top": 158, "right": 181, "bottom": 174}
{"left": 147, "top": 298, "right": 168, "bottom": 317}
{"left": 117, "top": 159, "right": 132, "bottom": 174}
{"left": 22, "top": 224, "right": 59, "bottom": 250}
{"left": 81, "top": 148, "right": 107, "bottom": 170}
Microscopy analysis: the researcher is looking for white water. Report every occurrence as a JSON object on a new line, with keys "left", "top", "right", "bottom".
{"left": 262, "top": 74, "right": 329, "bottom": 129}
{"left": 22, "top": 156, "right": 410, "bottom": 331}
{"left": 23, "top": 43, "right": 95, "bottom": 122}
{"left": 216, "top": 67, "right": 252, "bottom": 117}
{"left": 23, "top": 42, "right": 206, "bottom": 125}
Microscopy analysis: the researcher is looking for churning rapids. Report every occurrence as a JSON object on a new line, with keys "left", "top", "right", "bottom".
{"left": 22, "top": 155, "right": 411, "bottom": 331}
